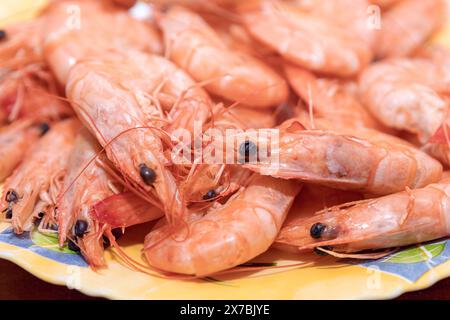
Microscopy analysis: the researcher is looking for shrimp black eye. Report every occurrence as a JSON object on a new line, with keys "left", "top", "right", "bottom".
{"left": 202, "top": 189, "right": 217, "bottom": 201}
{"left": 38, "top": 122, "right": 50, "bottom": 136}
{"left": 74, "top": 220, "right": 88, "bottom": 238}
{"left": 139, "top": 164, "right": 156, "bottom": 185}
{"left": 239, "top": 140, "right": 257, "bottom": 163}
{"left": 102, "top": 228, "right": 124, "bottom": 248}
{"left": 33, "top": 212, "right": 45, "bottom": 226}
{"left": 5, "top": 209, "right": 12, "bottom": 219}
{"left": 68, "top": 239, "right": 80, "bottom": 252}
{"left": 5, "top": 189, "right": 18, "bottom": 203}
{"left": 310, "top": 222, "right": 326, "bottom": 239}
{"left": 0, "top": 30, "right": 6, "bottom": 41}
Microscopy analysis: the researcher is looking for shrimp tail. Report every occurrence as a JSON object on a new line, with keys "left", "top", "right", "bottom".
{"left": 91, "top": 191, "right": 164, "bottom": 228}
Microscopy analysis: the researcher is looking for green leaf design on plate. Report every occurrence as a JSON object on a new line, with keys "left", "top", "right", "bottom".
{"left": 31, "top": 229, "right": 77, "bottom": 254}
{"left": 385, "top": 242, "right": 446, "bottom": 264}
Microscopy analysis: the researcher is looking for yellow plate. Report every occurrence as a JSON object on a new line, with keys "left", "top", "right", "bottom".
{"left": 1, "top": 0, "right": 450, "bottom": 300}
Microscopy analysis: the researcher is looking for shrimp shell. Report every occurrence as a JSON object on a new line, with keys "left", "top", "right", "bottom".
{"left": 43, "top": 0, "right": 162, "bottom": 85}
{"left": 159, "top": 5, "right": 288, "bottom": 108}
{"left": 359, "top": 58, "right": 449, "bottom": 144}
{"left": 244, "top": 119, "right": 443, "bottom": 195}
{"left": 375, "top": 0, "right": 446, "bottom": 59}
{"left": 240, "top": 0, "right": 372, "bottom": 77}
{"left": 144, "top": 175, "right": 301, "bottom": 276}
{"left": 277, "top": 179, "right": 450, "bottom": 254}
{"left": 1, "top": 118, "right": 80, "bottom": 233}
{"left": 284, "top": 64, "right": 381, "bottom": 130}
{"left": 66, "top": 49, "right": 187, "bottom": 224}
{"left": 56, "top": 127, "right": 115, "bottom": 247}
{"left": 0, "top": 120, "right": 42, "bottom": 181}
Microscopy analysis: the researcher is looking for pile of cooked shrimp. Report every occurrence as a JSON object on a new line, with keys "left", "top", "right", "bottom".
{"left": 1, "top": 0, "right": 450, "bottom": 277}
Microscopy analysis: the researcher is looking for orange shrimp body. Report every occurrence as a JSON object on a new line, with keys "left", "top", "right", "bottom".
{"left": 42, "top": 0, "right": 162, "bottom": 85}
{"left": 91, "top": 191, "right": 163, "bottom": 229}
{"left": 274, "top": 185, "right": 363, "bottom": 253}
{"left": 240, "top": 0, "right": 372, "bottom": 77}
{"left": 284, "top": 64, "right": 381, "bottom": 130}
{"left": 66, "top": 49, "right": 190, "bottom": 224}
{"left": 56, "top": 128, "right": 115, "bottom": 246}
{"left": 375, "top": 0, "right": 446, "bottom": 59}
{"left": 0, "top": 18, "right": 44, "bottom": 71}
{"left": 277, "top": 179, "right": 450, "bottom": 254}
{"left": 359, "top": 58, "right": 449, "bottom": 144}
{"left": 0, "top": 64, "right": 73, "bottom": 124}
{"left": 212, "top": 105, "right": 277, "bottom": 130}
{"left": 144, "top": 175, "right": 301, "bottom": 276}
{"left": 0, "top": 17, "right": 72, "bottom": 124}
{"left": 159, "top": 6, "right": 288, "bottom": 108}
{"left": 57, "top": 129, "right": 164, "bottom": 267}
{"left": 0, "top": 119, "right": 80, "bottom": 233}
{"left": 0, "top": 120, "right": 43, "bottom": 181}
{"left": 244, "top": 120, "right": 443, "bottom": 195}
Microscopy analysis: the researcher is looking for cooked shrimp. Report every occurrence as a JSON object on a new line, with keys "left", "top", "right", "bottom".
{"left": 43, "top": 0, "right": 162, "bottom": 85}
{"left": 0, "top": 120, "right": 45, "bottom": 181}
{"left": 0, "top": 17, "right": 72, "bottom": 124}
{"left": 284, "top": 64, "right": 381, "bottom": 130}
{"left": 0, "top": 18, "right": 44, "bottom": 71}
{"left": 239, "top": 0, "right": 372, "bottom": 76}
{"left": 375, "top": 0, "right": 446, "bottom": 59}
{"left": 0, "top": 119, "right": 79, "bottom": 233}
{"left": 286, "top": 0, "right": 375, "bottom": 48}
{"left": 277, "top": 179, "right": 450, "bottom": 255}
{"left": 359, "top": 58, "right": 449, "bottom": 144}
{"left": 243, "top": 118, "right": 443, "bottom": 195}
{"left": 56, "top": 128, "right": 116, "bottom": 245}
{"left": 211, "top": 19, "right": 278, "bottom": 64}
{"left": 56, "top": 128, "right": 164, "bottom": 267}
{"left": 66, "top": 49, "right": 191, "bottom": 225}
{"left": 144, "top": 175, "right": 301, "bottom": 276}
{"left": 159, "top": 5, "right": 288, "bottom": 108}
{"left": 0, "top": 63, "right": 73, "bottom": 124}
{"left": 274, "top": 185, "right": 363, "bottom": 253}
